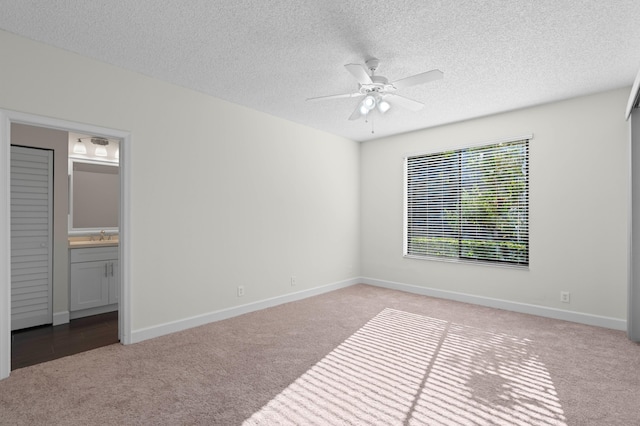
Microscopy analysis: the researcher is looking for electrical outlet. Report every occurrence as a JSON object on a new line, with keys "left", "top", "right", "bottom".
{"left": 560, "top": 291, "right": 570, "bottom": 303}
{"left": 237, "top": 285, "right": 245, "bottom": 297}
{"left": 291, "top": 276, "right": 297, "bottom": 286}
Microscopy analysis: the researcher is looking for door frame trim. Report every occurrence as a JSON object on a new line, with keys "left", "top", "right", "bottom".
{"left": 0, "top": 110, "right": 132, "bottom": 379}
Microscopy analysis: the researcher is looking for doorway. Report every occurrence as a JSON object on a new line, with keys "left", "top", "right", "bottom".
{"left": 0, "top": 110, "right": 131, "bottom": 379}
{"left": 11, "top": 127, "right": 119, "bottom": 369}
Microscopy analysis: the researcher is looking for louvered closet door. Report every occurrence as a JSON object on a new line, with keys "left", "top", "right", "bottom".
{"left": 10, "top": 145, "right": 53, "bottom": 331}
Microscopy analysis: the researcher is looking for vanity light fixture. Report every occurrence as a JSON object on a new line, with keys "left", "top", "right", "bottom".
{"left": 91, "top": 137, "right": 109, "bottom": 157}
{"left": 73, "top": 138, "right": 87, "bottom": 154}
{"left": 94, "top": 145, "right": 108, "bottom": 157}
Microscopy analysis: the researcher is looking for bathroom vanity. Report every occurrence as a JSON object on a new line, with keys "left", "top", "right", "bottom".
{"left": 69, "top": 238, "right": 119, "bottom": 319}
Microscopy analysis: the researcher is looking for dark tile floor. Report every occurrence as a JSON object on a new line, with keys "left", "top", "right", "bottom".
{"left": 11, "top": 311, "right": 119, "bottom": 370}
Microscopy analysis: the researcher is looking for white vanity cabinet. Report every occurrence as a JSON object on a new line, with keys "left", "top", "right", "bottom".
{"left": 70, "top": 246, "right": 119, "bottom": 314}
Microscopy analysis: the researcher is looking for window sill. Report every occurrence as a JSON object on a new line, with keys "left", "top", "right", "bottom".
{"left": 403, "top": 254, "right": 529, "bottom": 271}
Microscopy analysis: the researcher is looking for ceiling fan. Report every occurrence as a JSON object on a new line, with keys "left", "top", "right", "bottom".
{"left": 306, "top": 57, "right": 443, "bottom": 121}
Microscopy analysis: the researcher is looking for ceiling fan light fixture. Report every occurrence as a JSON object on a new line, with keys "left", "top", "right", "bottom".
{"left": 378, "top": 100, "right": 391, "bottom": 113}
{"left": 362, "top": 94, "right": 376, "bottom": 110}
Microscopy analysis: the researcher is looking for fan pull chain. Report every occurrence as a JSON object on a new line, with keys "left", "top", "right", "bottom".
{"left": 364, "top": 113, "right": 375, "bottom": 133}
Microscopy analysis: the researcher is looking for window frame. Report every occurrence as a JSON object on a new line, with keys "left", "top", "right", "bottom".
{"left": 403, "top": 135, "right": 531, "bottom": 269}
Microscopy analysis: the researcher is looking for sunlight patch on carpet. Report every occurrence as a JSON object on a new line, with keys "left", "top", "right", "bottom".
{"left": 244, "top": 308, "right": 567, "bottom": 425}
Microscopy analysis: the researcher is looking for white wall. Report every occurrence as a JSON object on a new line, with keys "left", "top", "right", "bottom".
{"left": 0, "top": 26, "right": 630, "bottom": 345}
{"left": 0, "top": 30, "right": 360, "bottom": 333}
{"left": 361, "top": 88, "right": 630, "bottom": 323}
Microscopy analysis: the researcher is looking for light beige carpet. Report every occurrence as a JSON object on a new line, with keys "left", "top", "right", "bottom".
{"left": 1, "top": 284, "right": 639, "bottom": 425}
{"left": 245, "top": 308, "right": 566, "bottom": 425}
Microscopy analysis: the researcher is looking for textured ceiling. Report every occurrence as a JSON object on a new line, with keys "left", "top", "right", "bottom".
{"left": 0, "top": 1, "right": 639, "bottom": 142}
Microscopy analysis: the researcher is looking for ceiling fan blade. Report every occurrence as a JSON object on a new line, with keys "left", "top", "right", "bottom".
{"left": 392, "top": 69, "right": 443, "bottom": 90}
{"left": 387, "top": 94, "right": 425, "bottom": 112}
{"left": 344, "top": 63, "right": 373, "bottom": 85}
{"left": 348, "top": 101, "right": 364, "bottom": 121}
{"left": 306, "top": 92, "right": 361, "bottom": 102}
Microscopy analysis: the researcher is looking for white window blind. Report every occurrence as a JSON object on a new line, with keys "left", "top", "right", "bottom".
{"left": 405, "top": 139, "right": 529, "bottom": 266}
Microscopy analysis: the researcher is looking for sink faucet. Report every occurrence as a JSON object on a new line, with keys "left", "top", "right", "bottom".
{"left": 99, "top": 230, "right": 106, "bottom": 241}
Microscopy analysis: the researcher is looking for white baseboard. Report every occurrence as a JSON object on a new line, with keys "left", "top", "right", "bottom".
{"left": 129, "top": 275, "right": 626, "bottom": 345}
{"left": 361, "top": 277, "right": 627, "bottom": 331}
{"left": 130, "top": 278, "right": 359, "bottom": 344}
{"left": 52, "top": 311, "right": 69, "bottom": 326}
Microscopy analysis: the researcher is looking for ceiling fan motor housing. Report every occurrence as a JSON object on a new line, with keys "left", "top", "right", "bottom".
{"left": 359, "top": 75, "right": 395, "bottom": 95}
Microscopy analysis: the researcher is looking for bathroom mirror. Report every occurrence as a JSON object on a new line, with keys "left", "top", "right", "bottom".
{"left": 69, "top": 159, "right": 119, "bottom": 233}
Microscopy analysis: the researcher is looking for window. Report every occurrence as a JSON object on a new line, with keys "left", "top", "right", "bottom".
{"left": 404, "top": 138, "right": 529, "bottom": 266}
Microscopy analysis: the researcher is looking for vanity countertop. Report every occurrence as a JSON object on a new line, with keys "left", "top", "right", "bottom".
{"left": 68, "top": 236, "right": 119, "bottom": 248}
